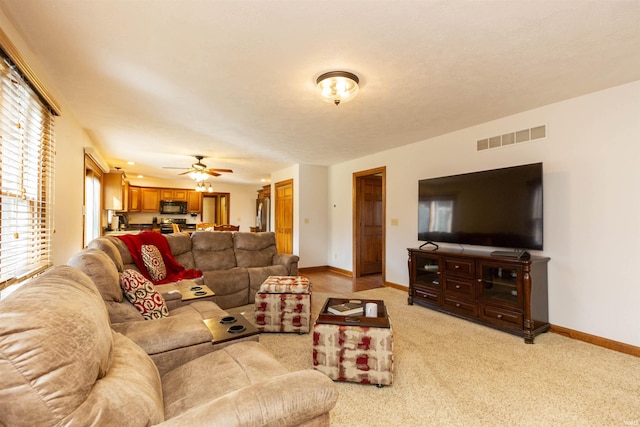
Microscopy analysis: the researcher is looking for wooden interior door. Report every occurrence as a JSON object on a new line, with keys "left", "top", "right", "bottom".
{"left": 353, "top": 167, "right": 385, "bottom": 278}
{"left": 274, "top": 179, "right": 293, "bottom": 254}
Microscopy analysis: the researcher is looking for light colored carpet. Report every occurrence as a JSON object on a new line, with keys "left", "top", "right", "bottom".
{"left": 229, "top": 287, "right": 640, "bottom": 427}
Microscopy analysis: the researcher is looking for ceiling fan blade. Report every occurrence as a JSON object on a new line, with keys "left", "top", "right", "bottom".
{"left": 178, "top": 170, "right": 194, "bottom": 175}
{"left": 205, "top": 171, "right": 221, "bottom": 177}
{"left": 207, "top": 168, "right": 233, "bottom": 173}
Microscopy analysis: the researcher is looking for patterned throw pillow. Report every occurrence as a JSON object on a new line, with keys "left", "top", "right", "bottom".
{"left": 141, "top": 244, "right": 167, "bottom": 282}
{"left": 120, "top": 269, "right": 169, "bottom": 320}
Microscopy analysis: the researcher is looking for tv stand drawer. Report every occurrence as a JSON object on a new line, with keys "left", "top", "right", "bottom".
{"left": 443, "top": 257, "right": 475, "bottom": 278}
{"left": 480, "top": 304, "right": 523, "bottom": 329}
{"left": 442, "top": 296, "right": 477, "bottom": 317}
{"left": 443, "top": 277, "right": 474, "bottom": 297}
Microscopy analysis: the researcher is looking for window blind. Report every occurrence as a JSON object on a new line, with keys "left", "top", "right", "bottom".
{"left": 0, "top": 54, "right": 55, "bottom": 289}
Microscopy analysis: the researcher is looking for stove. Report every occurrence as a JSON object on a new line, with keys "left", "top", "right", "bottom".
{"left": 159, "top": 218, "right": 187, "bottom": 234}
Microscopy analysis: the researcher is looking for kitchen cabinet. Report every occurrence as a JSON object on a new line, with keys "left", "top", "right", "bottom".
{"left": 103, "top": 172, "right": 126, "bottom": 211}
{"left": 187, "top": 190, "right": 202, "bottom": 213}
{"left": 129, "top": 186, "right": 141, "bottom": 212}
{"left": 140, "top": 188, "right": 160, "bottom": 212}
{"left": 160, "top": 188, "right": 188, "bottom": 201}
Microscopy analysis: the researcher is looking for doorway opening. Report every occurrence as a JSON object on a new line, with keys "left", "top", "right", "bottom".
{"left": 353, "top": 167, "right": 386, "bottom": 280}
{"left": 202, "top": 193, "right": 230, "bottom": 225}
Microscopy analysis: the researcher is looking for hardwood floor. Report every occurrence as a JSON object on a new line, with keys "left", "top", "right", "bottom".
{"left": 300, "top": 270, "right": 384, "bottom": 294}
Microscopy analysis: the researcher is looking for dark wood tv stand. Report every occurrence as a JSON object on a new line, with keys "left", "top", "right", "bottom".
{"left": 407, "top": 247, "right": 550, "bottom": 343}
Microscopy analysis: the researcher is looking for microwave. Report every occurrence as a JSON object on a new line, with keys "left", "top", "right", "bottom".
{"left": 160, "top": 200, "right": 187, "bottom": 214}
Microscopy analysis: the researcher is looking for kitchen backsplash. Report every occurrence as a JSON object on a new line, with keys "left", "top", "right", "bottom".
{"left": 126, "top": 212, "right": 200, "bottom": 225}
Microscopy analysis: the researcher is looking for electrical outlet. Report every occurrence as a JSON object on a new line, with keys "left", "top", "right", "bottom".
{"left": 391, "top": 218, "right": 399, "bottom": 226}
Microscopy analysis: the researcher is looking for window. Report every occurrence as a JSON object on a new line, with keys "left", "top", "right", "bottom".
{"left": 0, "top": 39, "right": 58, "bottom": 291}
{"left": 84, "top": 158, "right": 102, "bottom": 246}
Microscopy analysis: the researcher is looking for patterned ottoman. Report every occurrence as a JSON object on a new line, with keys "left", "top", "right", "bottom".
{"left": 254, "top": 276, "right": 311, "bottom": 333}
{"left": 312, "top": 298, "right": 393, "bottom": 386}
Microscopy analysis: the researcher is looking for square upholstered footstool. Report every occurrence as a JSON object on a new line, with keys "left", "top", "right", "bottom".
{"left": 313, "top": 298, "right": 393, "bottom": 387}
{"left": 254, "top": 276, "right": 311, "bottom": 333}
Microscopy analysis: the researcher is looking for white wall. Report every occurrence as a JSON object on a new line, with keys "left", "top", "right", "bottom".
{"left": 298, "top": 165, "right": 328, "bottom": 268}
{"left": 328, "top": 81, "right": 640, "bottom": 347}
{"left": 270, "top": 164, "right": 329, "bottom": 267}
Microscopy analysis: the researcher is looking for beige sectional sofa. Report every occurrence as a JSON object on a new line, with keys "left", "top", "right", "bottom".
{"left": 0, "top": 265, "right": 338, "bottom": 426}
{"left": 66, "top": 231, "right": 299, "bottom": 374}
{"left": 97, "top": 231, "right": 299, "bottom": 309}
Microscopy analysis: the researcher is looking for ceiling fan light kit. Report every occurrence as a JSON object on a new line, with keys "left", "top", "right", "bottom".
{"left": 316, "top": 71, "right": 359, "bottom": 105}
{"left": 163, "top": 155, "right": 233, "bottom": 185}
{"left": 195, "top": 180, "right": 214, "bottom": 192}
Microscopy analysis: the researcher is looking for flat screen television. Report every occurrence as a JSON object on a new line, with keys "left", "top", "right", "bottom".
{"left": 418, "top": 163, "right": 543, "bottom": 251}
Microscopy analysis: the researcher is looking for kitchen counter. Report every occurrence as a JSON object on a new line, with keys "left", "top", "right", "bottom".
{"left": 103, "top": 230, "right": 142, "bottom": 236}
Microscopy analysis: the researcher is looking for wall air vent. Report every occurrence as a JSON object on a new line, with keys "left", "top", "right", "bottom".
{"left": 477, "top": 125, "right": 546, "bottom": 151}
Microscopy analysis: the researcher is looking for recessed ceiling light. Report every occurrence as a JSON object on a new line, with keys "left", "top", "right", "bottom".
{"left": 128, "top": 161, "right": 135, "bottom": 165}
{"left": 137, "top": 175, "right": 143, "bottom": 179}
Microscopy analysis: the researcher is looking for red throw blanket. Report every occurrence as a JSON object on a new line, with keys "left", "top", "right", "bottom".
{"left": 115, "top": 231, "right": 202, "bottom": 284}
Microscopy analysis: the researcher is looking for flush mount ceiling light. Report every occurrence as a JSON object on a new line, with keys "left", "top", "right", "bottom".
{"left": 316, "top": 71, "right": 359, "bottom": 105}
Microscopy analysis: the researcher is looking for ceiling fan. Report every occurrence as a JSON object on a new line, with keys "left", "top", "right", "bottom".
{"left": 163, "top": 155, "right": 233, "bottom": 177}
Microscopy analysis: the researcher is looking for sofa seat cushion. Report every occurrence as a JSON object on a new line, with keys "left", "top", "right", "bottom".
{"left": 120, "top": 269, "right": 169, "bottom": 320}
{"left": 161, "top": 341, "right": 289, "bottom": 419}
{"left": 172, "top": 301, "right": 229, "bottom": 320}
{"left": 111, "top": 313, "right": 213, "bottom": 356}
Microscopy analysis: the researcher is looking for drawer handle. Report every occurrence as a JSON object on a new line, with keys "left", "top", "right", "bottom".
{"left": 455, "top": 285, "right": 461, "bottom": 289}
{"left": 454, "top": 265, "right": 460, "bottom": 269}
{"left": 455, "top": 303, "right": 461, "bottom": 307}
{"left": 497, "top": 314, "right": 503, "bottom": 319}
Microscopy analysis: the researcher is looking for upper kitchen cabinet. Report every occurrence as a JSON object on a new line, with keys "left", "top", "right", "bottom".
{"left": 103, "top": 171, "right": 126, "bottom": 211}
{"left": 187, "top": 190, "right": 202, "bottom": 213}
{"left": 129, "top": 186, "right": 141, "bottom": 212}
{"left": 160, "top": 188, "right": 188, "bottom": 201}
{"left": 140, "top": 188, "right": 160, "bottom": 212}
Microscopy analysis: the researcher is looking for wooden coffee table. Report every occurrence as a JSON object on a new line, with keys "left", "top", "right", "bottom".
{"left": 203, "top": 314, "right": 260, "bottom": 347}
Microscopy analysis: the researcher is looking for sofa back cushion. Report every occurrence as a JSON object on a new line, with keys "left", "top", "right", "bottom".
{"left": 0, "top": 266, "right": 114, "bottom": 425}
{"left": 234, "top": 232, "right": 278, "bottom": 268}
{"left": 105, "top": 235, "right": 139, "bottom": 272}
{"left": 88, "top": 237, "right": 125, "bottom": 272}
{"left": 67, "top": 248, "right": 123, "bottom": 303}
{"left": 191, "top": 231, "right": 237, "bottom": 270}
{"left": 0, "top": 266, "right": 164, "bottom": 426}
{"left": 164, "top": 232, "right": 196, "bottom": 270}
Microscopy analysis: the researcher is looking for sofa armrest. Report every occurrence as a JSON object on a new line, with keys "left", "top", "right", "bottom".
{"left": 156, "top": 370, "right": 337, "bottom": 427}
{"left": 111, "top": 315, "right": 212, "bottom": 356}
{"left": 272, "top": 253, "right": 300, "bottom": 276}
{"left": 156, "top": 283, "right": 183, "bottom": 305}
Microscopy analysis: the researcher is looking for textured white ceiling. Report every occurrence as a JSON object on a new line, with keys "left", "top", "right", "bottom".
{"left": 2, "top": 0, "right": 639, "bottom": 185}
